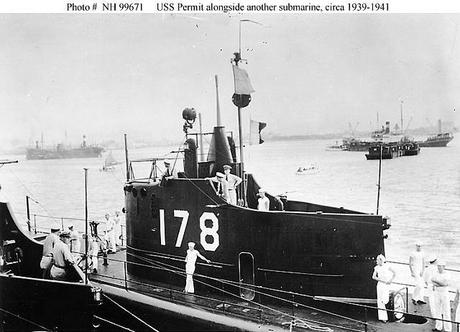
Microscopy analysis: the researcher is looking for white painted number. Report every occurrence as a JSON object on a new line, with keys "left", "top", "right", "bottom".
{"left": 199, "top": 212, "right": 219, "bottom": 252}
{"left": 174, "top": 210, "right": 189, "bottom": 247}
{"left": 158, "top": 209, "right": 219, "bottom": 251}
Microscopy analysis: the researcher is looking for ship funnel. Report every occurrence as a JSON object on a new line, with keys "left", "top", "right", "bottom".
{"left": 385, "top": 121, "right": 390, "bottom": 134}
{"left": 207, "top": 126, "right": 233, "bottom": 176}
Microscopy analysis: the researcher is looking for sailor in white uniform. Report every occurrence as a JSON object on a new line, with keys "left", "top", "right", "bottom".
{"left": 432, "top": 260, "right": 452, "bottom": 332}
{"left": 222, "top": 165, "right": 242, "bottom": 205}
{"left": 372, "top": 254, "right": 396, "bottom": 322}
{"left": 184, "top": 242, "right": 210, "bottom": 294}
{"left": 409, "top": 243, "right": 426, "bottom": 304}
{"left": 423, "top": 256, "right": 438, "bottom": 318}
{"left": 68, "top": 224, "right": 81, "bottom": 260}
{"left": 257, "top": 188, "right": 270, "bottom": 211}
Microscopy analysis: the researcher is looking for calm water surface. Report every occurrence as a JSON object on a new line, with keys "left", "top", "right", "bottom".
{"left": 1, "top": 137, "right": 459, "bottom": 272}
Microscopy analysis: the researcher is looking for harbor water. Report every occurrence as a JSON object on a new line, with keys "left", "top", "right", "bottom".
{"left": 1, "top": 136, "right": 459, "bottom": 272}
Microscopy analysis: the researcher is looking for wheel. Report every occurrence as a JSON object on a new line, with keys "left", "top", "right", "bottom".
{"left": 386, "top": 289, "right": 406, "bottom": 322}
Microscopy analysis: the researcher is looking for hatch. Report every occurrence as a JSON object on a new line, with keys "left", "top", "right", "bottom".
{"left": 238, "top": 252, "right": 255, "bottom": 300}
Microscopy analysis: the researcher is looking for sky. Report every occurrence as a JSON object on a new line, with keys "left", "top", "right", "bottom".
{"left": 0, "top": 13, "right": 459, "bottom": 149}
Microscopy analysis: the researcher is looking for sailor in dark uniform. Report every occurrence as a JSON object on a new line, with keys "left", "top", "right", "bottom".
{"left": 161, "top": 161, "right": 175, "bottom": 186}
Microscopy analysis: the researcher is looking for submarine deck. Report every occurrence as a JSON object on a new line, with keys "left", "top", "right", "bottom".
{"left": 89, "top": 249, "right": 448, "bottom": 332}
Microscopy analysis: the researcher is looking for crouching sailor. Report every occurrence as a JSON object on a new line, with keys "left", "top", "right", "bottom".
{"left": 184, "top": 242, "right": 210, "bottom": 294}
{"left": 372, "top": 254, "right": 396, "bottom": 323}
{"left": 50, "top": 231, "right": 85, "bottom": 282}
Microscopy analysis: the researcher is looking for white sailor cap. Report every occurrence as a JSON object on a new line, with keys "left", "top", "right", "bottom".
{"left": 258, "top": 188, "right": 266, "bottom": 194}
{"left": 216, "top": 172, "right": 225, "bottom": 178}
{"left": 223, "top": 165, "right": 232, "bottom": 170}
{"left": 188, "top": 241, "right": 195, "bottom": 247}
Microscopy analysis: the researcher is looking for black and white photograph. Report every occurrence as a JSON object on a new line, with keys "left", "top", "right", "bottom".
{"left": 0, "top": 4, "right": 459, "bottom": 331}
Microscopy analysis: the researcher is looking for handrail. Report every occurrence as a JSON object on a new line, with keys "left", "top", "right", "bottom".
{"left": 89, "top": 254, "right": 460, "bottom": 330}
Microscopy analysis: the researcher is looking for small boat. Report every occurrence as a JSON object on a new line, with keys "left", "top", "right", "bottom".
{"left": 101, "top": 151, "right": 120, "bottom": 171}
{"left": 295, "top": 163, "right": 319, "bottom": 174}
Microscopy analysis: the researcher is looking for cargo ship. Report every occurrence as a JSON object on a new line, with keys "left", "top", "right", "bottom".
{"left": 417, "top": 120, "right": 454, "bottom": 147}
{"left": 26, "top": 135, "right": 104, "bottom": 160}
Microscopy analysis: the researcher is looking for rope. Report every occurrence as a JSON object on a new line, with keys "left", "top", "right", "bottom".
{"left": 0, "top": 306, "right": 52, "bottom": 331}
{"left": 127, "top": 252, "right": 353, "bottom": 332}
{"left": 130, "top": 252, "right": 371, "bottom": 330}
{"left": 93, "top": 314, "right": 136, "bottom": 331}
{"left": 6, "top": 169, "right": 51, "bottom": 216}
{"left": 102, "top": 293, "right": 159, "bottom": 332}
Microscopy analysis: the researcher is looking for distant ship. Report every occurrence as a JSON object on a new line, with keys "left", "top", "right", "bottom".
{"left": 417, "top": 120, "right": 454, "bottom": 147}
{"left": 26, "top": 135, "right": 104, "bottom": 160}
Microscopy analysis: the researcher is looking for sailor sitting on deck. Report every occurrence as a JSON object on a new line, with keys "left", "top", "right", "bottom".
{"left": 257, "top": 188, "right": 270, "bottom": 211}
{"left": 40, "top": 227, "right": 60, "bottom": 279}
{"left": 50, "top": 231, "right": 85, "bottom": 282}
{"left": 222, "top": 165, "right": 242, "bottom": 205}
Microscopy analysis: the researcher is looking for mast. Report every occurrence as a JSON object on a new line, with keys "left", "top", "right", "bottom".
{"left": 124, "top": 134, "right": 130, "bottom": 182}
{"left": 215, "top": 75, "right": 222, "bottom": 126}
{"left": 84, "top": 167, "right": 88, "bottom": 285}
{"left": 400, "top": 100, "right": 404, "bottom": 135}
{"left": 198, "top": 113, "right": 204, "bottom": 162}
{"left": 376, "top": 144, "right": 382, "bottom": 214}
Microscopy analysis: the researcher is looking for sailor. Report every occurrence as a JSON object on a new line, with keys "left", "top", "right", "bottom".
{"left": 50, "top": 231, "right": 85, "bottom": 282}
{"left": 40, "top": 227, "right": 60, "bottom": 278}
{"left": 161, "top": 161, "right": 175, "bottom": 186}
{"left": 90, "top": 235, "right": 101, "bottom": 273}
{"left": 104, "top": 213, "right": 116, "bottom": 253}
{"left": 114, "top": 210, "right": 122, "bottom": 246}
{"left": 409, "top": 243, "right": 426, "bottom": 304}
{"left": 423, "top": 255, "right": 438, "bottom": 318}
{"left": 431, "top": 260, "right": 452, "bottom": 332}
{"left": 257, "top": 188, "right": 270, "bottom": 211}
{"left": 208, "top": 172, "right": 230, "bottom": 202}
{"left": 372, "top": 254, "right": 396, "bottom": 323}
{"left": 222, "top": 165, "right": 242, "bottom": 205}
{"left": 184, "top": 242, "right": 210, "bottom": 294}
{"left": 68, "top": 224, "right": 81, "bottom": 259}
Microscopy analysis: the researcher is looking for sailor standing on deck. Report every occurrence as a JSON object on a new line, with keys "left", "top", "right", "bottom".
{"left": 104, "top": 213, "right": 116, "bottom": 253}
{"left": 114, "top": 210, "right": 122, "bottom": 246}
{"left": 40, "top": 227, "right": 60, "bottom": 278}
{"left": 222, "top": 165, "right": 242, "bottom": 205}
{"left": 68, "top": 224, "right": 81, "bottom": 259}
{"left": 50, "top": 231, "right": 85, "bottom": 282}
{"left": 409, "top": 243, "right": 426, "bottom": 304}
{"left": 208, "top": 172, "right": 230, "bottom": 203}
{"left": 184, "top": 242, "right": 210, "bottom": 294}
{"left": 257, "top": 189, "right": 270, "bottom": 211}
{"left": 423, "top": 256, "right": 438, "bottom": 318}
{"left": 431, "top": 260, "right": 452, "bottom": 332}
{"left": 372, "top": 254, "right": 396, "bottom": 323}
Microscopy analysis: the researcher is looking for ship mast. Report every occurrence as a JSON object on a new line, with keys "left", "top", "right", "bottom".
{"left": 231, "top": 20, "right": 257, "bottom": 205}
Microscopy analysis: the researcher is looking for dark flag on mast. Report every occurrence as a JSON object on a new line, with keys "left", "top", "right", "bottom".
{"left": 250, "top": 120, "right": 267, "bottom": 145}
